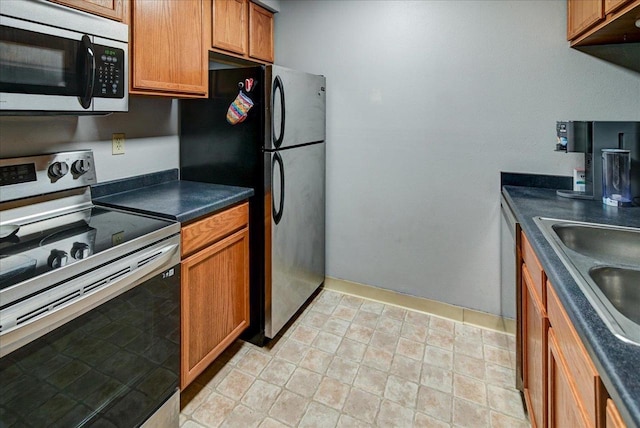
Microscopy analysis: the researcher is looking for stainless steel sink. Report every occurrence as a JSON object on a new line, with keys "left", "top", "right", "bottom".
{"left": 589, "top": 267, "right": 640, "bottom": 325}
{"left": 534, "top": 217, "right": 640, "bottom": 346}
{"left": 552, "top": 224, "right": 640, "bottom": 266}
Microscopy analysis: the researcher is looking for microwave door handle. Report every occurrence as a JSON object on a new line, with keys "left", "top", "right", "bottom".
{"left": 78, "top": 35, "right": 95, "bottom": 110}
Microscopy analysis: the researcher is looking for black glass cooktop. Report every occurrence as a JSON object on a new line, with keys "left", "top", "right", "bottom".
{"left": 0, "top": 207, "right": 176, "bottom": 291}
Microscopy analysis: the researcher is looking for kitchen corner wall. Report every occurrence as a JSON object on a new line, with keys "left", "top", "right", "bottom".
{"left": 0, "top": 96, "right": 179, "bottom": 183}
{"left": 274, "top": 1, "right": 640, "bottom": 317}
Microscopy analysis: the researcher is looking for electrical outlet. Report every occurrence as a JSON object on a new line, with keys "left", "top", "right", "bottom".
{"left": 112, "top": 133, "right": 125, "bottom": 155}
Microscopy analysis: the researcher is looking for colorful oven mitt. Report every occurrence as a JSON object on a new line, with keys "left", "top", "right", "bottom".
{"left": 226, "top": 91, "right": 254, "bottom": 125}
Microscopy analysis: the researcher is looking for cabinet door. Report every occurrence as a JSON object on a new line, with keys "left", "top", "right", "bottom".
{"left": 48, "top": 0, "right": 125, "bottom": 21}
{"left": 212, "top": 0, "right": 248, "bottom": 55}
{"left": 606, "top": 398, "right": 627, "bottom": 428}
{"left": 249, "top": 2, "right": 274, "bottom": 63}
{"left": 131, "top": 0, "right": 208, "bottom": 97}
{"left": 181, "top": 227, "right": 250, "bottom": 389}
{"left": 523, "top": 264, "right": 548, "bottom": 428}
{"left": 548, "top": 328, "right": 592, "bottom": 428}
{"left": 567, "top": 0, "right": 604, "bottom": 40}
{"left": 604, "top": 0, "right": 632, "bottom": 14}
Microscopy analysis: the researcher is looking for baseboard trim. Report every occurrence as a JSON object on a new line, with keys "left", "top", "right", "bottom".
{"left": 323, "top": 277, "right": 516, "bottom": 335}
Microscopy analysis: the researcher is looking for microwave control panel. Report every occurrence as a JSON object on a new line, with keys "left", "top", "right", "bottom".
{"left": 94, "top": 45, "right": 125, "bottom": 99}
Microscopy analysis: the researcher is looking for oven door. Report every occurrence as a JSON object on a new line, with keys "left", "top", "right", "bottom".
{"left": 0, "top": 247, "right": 180, "bottom": 426}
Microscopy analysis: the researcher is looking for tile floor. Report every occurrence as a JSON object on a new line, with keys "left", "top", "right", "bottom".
{"left": 179, "top": 289, "right": 531, "bottom": 428}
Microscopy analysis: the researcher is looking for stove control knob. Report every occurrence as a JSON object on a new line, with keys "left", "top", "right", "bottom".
{"left": 71, "top": 243, "right": 91, "bottom": 260}
{"left": 48, "top": 250, "right": 68, "bottom": 269}
{"left": 48, "top": 161, "right": 69, "bottom": 179}
{"left": 71, "top": 159, "right": 90, "bottom": 176}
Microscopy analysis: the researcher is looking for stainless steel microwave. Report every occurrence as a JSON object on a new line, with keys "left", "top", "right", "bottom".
{"left": 0, "top": 0, "right": 128, "bottom": 115}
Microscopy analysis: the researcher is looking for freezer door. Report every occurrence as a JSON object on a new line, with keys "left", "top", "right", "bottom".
{"left": 266, "top": 65, "right": 326, "bottom": 150}
{"left": 265, "top": 143, "right": 325, "bottom": 338}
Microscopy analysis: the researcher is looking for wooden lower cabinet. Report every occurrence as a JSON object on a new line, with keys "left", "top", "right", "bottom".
{"left": 523, "top": 263, "right": 548, "bottom": 428}
{"left": 180, "top": 204, "right": 250, "bottom": 389}
{"left": 606, "top": 399, "right": 626, "bottom": 428}
{"left": 548, "top": 328, "right": 591, "bottom": 427}
{"left": 520, "top": 231, "right": 627, "bottom": 428}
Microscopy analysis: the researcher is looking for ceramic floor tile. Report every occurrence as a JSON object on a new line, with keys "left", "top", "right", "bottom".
{"left": 335, "top": 338, "right": 366, "bottom": 362}
{"left": 312, "top": 331, "right": 343, "bottom": 354}
{"left": 453, "top": 373, "right": 487, "bottom": 406}
{"left": 396, "top": 337, "right": 425, "bottom": 361}
{"left": 179, "top": 289, "right": 530, "bottom": 428}
{"left": 401, "top": 321, "right": 429, "bottom": 343}
{"left": 215, "top": 369, "right": 254, "bottom": 401}
{"left": 240, "top": 380, "right": 281, "bottom": 412}
{"left": 404, "top": 310, "right": 431, "bottom": 327}
{"left": 313, "top": 376, "right": 350, "bottom": 410}
{"left": 342, "top": 387, "right": 381, "bottom": 424}
{"left": 298, "top": 348, "right": 333, "bottom": 374}
{"left": 190, "top": 392, "right": 235, "bottom": 428}
{"left": 268, "top": 390, "right": 309, "bottom": 426}
{"left": 332, "top": 305, "right": 357, "bottom": 322}
{"left": 377, "top": 399, "right": 415, "bottom": 426}
{"left": 286, "top": 367, "right": 322, "bottom": 398}
{"left": 326, "top": 356, "right": 359, "bottom": 384}
{"left": 298, "top": 402, "right": 340, "bottom": 428}
{"left": 352, "top": 311, "right": 379, "bottom": 329}
{"left": 453, "top": 397, "right": 490, "bottom": 427}
{"left": 390, "top": 354, "right": 422, "bottom": 381}
{"left": 289, "top": 325, "right": 320, "bottom": 346}
{"left": 376, "top": 316, "right": 403, "bottom": 336}
{"left": 381, "top": 304, "right": 407, "bottom": 321}
{"left": 416, "top": 385, "right": 452, "bottom": 423}
{"left": 353, "top": 365, "right": 388, "bottom": 396}
{"left": 258, "top": 357, "right": 296, "bottom": 387}
{"left": 384, "top": 374, "right": 419, "bottom": 408}
{"left": 344, "top": 323, "right": 374, "bottom": 344}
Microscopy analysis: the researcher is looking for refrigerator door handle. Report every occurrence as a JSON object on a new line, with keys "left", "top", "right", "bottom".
{"left": 272, "top": 76, "right": 285, "bottom": 149}
{"left": 272, "top": 152, "right": 285, "bottom": 225}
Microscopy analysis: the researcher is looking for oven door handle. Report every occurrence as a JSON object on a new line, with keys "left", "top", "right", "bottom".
{"left": 0, "top": 239, "right": 180, "bottom": 358}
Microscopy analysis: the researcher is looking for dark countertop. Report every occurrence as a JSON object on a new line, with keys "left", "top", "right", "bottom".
{"left": 502, "top": 185, "right": 640, "bottom": 428}
{"left": 93, "top": 174, "right": 254, "bottom": 223}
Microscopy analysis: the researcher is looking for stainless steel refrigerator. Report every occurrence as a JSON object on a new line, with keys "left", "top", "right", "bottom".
{"left": 180, "top": 65, "right": 326, "bottom": 344}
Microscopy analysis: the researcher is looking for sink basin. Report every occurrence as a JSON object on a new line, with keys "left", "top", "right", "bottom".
{"left": 552, "top": 224, "right": 640, "bottom": 266}
{"left": 534, "top": 217, "right": 640, "bottom": 346}
{"left": 589, "top": 267, "right": 640, "bottom": 325}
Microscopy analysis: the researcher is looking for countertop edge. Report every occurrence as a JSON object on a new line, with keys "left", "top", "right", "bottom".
{"left": 502, "top": 186, "right": 640, "bottom": 428}
{"left": 92, "top": 177, "right": 254, "bottom": 224}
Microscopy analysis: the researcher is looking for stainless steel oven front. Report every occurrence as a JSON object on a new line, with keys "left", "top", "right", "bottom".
{"left": 0, "top": 0, "right": 128, "bottom": 114}
{"left": 0, "top": 151, "right": 180, "bottom": 427}
{"left": 0, "top": 251, "right": 181, "bottom": 427}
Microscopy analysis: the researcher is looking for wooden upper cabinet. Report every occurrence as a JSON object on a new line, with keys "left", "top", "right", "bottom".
{"left": 249, "top": 2, "right": 274, "bottom": 63}
{"left": 567, "top": 0, "right": 604, "bottom": 39}
{"left": 212, "top": 0, "right": 248, "bottom": 55}
{"left": 567, "top": 0, "right": 640, "bottom": 45}
{"left": 211, "top": 0, "right": 274, "bottom": 63}
{"left": 130, "top": 0, "right": 208, "bottom": 97}
{"left": 48, "top": 0, "right": 125, "bottom": 21}
{"left": 605, "top": 0, "right": 633, "bottom": 14}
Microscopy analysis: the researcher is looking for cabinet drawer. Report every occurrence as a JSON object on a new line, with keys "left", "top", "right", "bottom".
{"left": 181, "top": 202, "right": 249, "bottom": 257}
{"left": 547, "top": 281, "right": 599, "bottom": 427}
{"left": 521, "top": 232, "right": 545, "bottom": 307}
